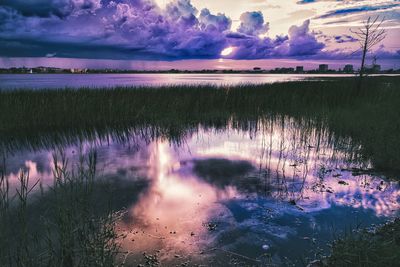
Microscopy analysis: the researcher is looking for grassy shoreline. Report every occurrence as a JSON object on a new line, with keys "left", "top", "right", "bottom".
{"left": 1, "top": 76, "right": 399, "bottom": 175}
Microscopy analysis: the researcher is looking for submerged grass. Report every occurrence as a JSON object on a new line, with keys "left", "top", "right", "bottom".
{"left": 1, "top": 76, "right": 399, "bottom": 174}
{"left": 327, "top": 218, "right": 400, "bottom": 267}
{"left": 0, "top": 150, "right": 124, "bottom": 267}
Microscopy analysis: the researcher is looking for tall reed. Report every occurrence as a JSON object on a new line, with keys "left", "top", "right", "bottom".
{"left": 0, "top": 149, "right": 123, "bottom": 267}
{"left": 1, "top": 76, "right": 399, "bottom": 174}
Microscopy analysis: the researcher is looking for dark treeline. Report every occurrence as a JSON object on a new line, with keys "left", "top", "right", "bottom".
{"left": 1, "top": 76, "right": 399, "bottom": 175}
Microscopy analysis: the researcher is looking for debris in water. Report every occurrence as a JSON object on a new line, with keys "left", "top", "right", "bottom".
{"left": 203, "top": 222, "right": 218, "bottom": 231}
{"left": 143, "top": 252, "right": 159, "bottom": 267}
{"left": 262, "top": 244, "right": 270, "bottom": 251}
{"left": 307, "top": 259, "right": 323, "bottom": 267}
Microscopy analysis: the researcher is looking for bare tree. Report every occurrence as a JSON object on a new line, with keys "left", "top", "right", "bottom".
{"left": 350, "top": 16, "right": 386, "bottom": 79}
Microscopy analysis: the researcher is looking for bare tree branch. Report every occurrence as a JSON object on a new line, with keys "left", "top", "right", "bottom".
{"left": 349, "top": 16, "right": 386, "bottom": 82}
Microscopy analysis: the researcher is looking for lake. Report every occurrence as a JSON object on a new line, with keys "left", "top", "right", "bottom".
{"left": 1, "top": 77, "right": 399, "bottom": 266}
{"left": 0, "top": 73, "right": 360, "bottom": 89}
{"left": 2, "top": 117, "right": 399, "bottom": 266}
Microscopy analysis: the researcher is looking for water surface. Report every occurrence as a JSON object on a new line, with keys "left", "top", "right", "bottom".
{"left": 3, "top": 117, "right": 399, "bottom": 266}
{"left": 0, "top": 73, "right": 360, "bottom": 89}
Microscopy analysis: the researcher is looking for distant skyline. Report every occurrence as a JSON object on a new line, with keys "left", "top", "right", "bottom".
{"left": 1, "top": 57, "right": 399, "bottom": 71}
{"left": 0, "top": 0, "right": 399, "bottom": 68}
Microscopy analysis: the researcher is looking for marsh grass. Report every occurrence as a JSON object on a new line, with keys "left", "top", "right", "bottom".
{"left": 1, "top": 76, "right": 399, "bottom": 174}
{"left": 0, "top": 149, "right": 123, "bottom": 267}
{"left": 327, "top": 218, "right": 400, "bottom": 267}
{"left": 0, "top": 77, "right": 399, "bottom": 266}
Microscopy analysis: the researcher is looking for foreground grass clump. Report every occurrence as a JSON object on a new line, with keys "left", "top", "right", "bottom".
{"left": 327, "top": 218, "right": 400, "bottom": 267}
{"left": 0, "top": 76, "right": 399, "bottom": 174}
{"left": 0, "top": 150, "right": 123, "bottom": 267}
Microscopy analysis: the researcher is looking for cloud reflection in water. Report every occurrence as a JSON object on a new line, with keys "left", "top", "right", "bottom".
{"left": 3, "top": 119, "right": 399, "bottom": 265}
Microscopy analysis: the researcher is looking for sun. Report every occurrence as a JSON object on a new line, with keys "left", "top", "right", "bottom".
{"left": 220, "top": 46, "right": 234, "bottom": 57}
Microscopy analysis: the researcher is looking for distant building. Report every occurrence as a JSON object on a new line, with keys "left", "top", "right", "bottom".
{"left": 364, "top": 64, "right": 382, "bottom": 73}
{"left": 70, "top": 68, "right": 88, "bottom": 73}
{"left": 34, "top": 67, "right": 48, "bottom": 73}
{"left": 318, "top": 64, "right": 329, "bottom": 72}
{"left": 370, "top": 56, "right": 381, "bottom": 73}
{"left": 344, "top": 64, "right": 354, "bottom": 73}
{"left": 271, "top": 67, "right": 294, "bottom": 73}
{"left": 296, "top": 66, "right": 304, "bottom": 73}
{"left": 372, "top": 64, "right": 381, "bottom": 73}
{"left": 47, "top": 67, "right": 63, "bottom": 73}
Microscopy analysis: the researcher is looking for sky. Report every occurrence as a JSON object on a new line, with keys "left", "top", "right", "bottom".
{"left": 0, "top": 0, "right": 399, "bottom": 70}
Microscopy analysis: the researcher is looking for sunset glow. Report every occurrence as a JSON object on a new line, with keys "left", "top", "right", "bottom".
{"left": 220, "top": 47, "right": 234, "bottom": 57}
{"left": 0, "top": 0, "right": 398, "bottom": 69}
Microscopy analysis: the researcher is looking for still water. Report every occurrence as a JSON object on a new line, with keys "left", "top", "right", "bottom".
{"left": 0, "top": 73, "right": 359, "bottom": 89}
{"left": 3, "top": 117, "right": 399, "bottom": 266}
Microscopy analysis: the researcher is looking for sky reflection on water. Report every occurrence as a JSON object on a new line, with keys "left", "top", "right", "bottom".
{"left": 3, "top": 119, "right": 399, "bottom": 265}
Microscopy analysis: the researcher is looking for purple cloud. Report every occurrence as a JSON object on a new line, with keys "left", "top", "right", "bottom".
{"left": 237, "top": 11, "right": 269, "bottom": 36}
{"left": 316, "top": 4, "right": 399, "bottom": 19}
{"left": 199, "top": 8, "right": 231, "bottom": 32}
{"left": 0, "top": 0, "right": 232, "bottom": 59}
{"left": 0, "top": 0, "right": 357, "bottom": 61}
{"left": 334, "top": 34, "right": 358, "bottom": 43}
{"left": 285, "top": 19, "right": 325, "bottom": 56}
{"left": 297, "top": 0, "right": 316, "bottom": 4}
{"left": 166, "top": 0, "right": 197, "bottom": 23}
{"left": 225, "top": 19, "right": 324, "bottom": 59}
{"left": 1, "top": 0, "right": 101, "bottom": 18}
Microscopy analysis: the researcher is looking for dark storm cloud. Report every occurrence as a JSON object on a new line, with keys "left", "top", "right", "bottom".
{"left": 227, "top": 19, "right": 325, "bottom": 59}
{"left": 313, "top": 48, "right": 400, "bottom": 61}
{"left": 0, "top": 0, "right": 233, "bottom": 59}
{"left": 0, "top": 0, "right": 375, "bottom": 60}
{"left": 317, "top": 3, "right": 399, "bottom": 19}
{"left": 1, "top": 0, "right": 101, "bottom": 18}
{"left": 297, "top": 0, "right": 316, "bottom": 4}
{"left": 334, "top": 34, "right": 358, "bottom": 43}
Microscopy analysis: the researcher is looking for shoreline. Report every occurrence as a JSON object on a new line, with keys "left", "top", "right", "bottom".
{"left": 1, "top": 72, "right": 399, "bottom": 75}
{"left": 1, "top": 77, "right": 399, "bottom": 175}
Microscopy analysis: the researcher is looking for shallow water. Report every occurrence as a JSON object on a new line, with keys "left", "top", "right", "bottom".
{"left": 0, "top": 73, "right": 360, "bottom": 89}
{"left": 3, "top": 118, "right": 399, "bottom": 266}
